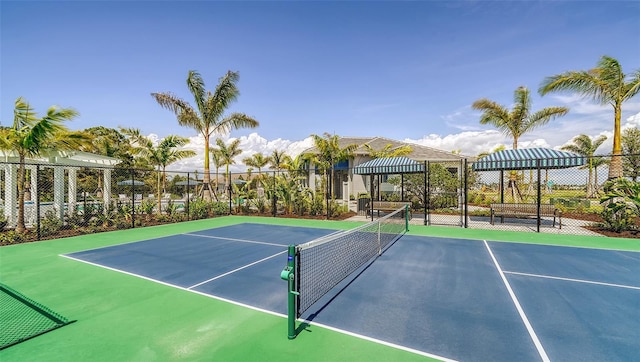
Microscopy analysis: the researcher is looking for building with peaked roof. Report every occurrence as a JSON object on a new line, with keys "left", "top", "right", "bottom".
{"left": 300, "top": 136, "right": 469, "bottom": 201}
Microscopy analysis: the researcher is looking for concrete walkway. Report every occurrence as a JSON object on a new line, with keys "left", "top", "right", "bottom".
{"left": 346, "top": 213, "right": 603, "bottom": 237}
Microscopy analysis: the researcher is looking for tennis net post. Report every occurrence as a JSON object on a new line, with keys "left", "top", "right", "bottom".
{"left": 280, "top": 245, "right": 298, "bottom": 339}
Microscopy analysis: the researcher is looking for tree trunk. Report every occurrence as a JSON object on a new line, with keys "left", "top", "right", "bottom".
{"left": 608, "top": 105, "right": 623, "bottom": 180}
{"left": 586, "top": 167, "right": 594, "bottom": 198}
{"left": 608, "top": 154, "right": 623, "bottom": 180}
{"left": 506, "top": 171, "right": 522, "bottom": 202}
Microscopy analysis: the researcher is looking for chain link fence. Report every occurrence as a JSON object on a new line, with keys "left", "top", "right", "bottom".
{"left": 0, "top": 153, "right": 638, "bottom": 241}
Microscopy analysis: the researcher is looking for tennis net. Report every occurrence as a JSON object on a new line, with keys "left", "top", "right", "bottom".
{"left": 295, "top": 206, "right": 408, "bottom": 317}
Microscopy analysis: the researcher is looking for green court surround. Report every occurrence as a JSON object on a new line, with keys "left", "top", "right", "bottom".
{"left": 0, "top": 216, "right": 637, "bottom": 361}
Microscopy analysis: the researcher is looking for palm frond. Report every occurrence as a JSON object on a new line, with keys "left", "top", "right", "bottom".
{"left": 187, "top": 70, "right": 207, "bottom": 116}
{"left": 511, "top": 86, "right": 531, "bottom": 125}
{"left": 13, "top": 97, "right": 38, "bottom": 129}
{"left": 212, "top": 113, "right": 259, "bottom": 136}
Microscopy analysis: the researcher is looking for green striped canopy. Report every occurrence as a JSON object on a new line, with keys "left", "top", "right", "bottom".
{"left": 472, "top": 148, "right": 585, "bottom": 171}
{"left": 353, "top": 157, "right": 425, "bottom": 174}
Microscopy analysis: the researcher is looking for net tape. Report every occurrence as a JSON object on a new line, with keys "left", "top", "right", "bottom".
{"left": 296, "top": 207, "right": 407, "bottom": 316}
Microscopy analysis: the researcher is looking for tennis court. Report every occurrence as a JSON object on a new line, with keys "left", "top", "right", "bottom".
{"left": 1, "top": 215, "right": 639, "bottom": 361}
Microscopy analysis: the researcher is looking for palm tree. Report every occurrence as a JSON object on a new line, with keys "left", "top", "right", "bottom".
{"left": 364, "top": 143, "right": 412, "bottom": 158}
{"left": 210, "top": 147, "right": 223, "bottom": 192}
{"left": 0, "top": 97, "right": 88, "bottom": 232}
{"left": 151, "top": 70, "right": 259, "bottom": 200}
{"left": 473, "top": 86, "right": 569, "bottom": 201}
{"left": 122, "top": 129, "right": 196, "bottom": 212}
{"left": 281, "top": 154, "right": 309, "bottom": 179}
{"left": 214, "top": 138, "right": 242, "bottom": 190}
{"left": 310, "top": 133, "right": 358, "bottom": 202}
{"left": 473, "top": 86, "right": 569, "bottom": 149}
{"left": 539, "top": 56, "right": 640, "bottom": 180}
{"left": 561, "top": 134, "right": 608, "bottom": 198}
{"left": 269, "top": 149, "right": 287, "bottom": 175}
{"left": 243, "top": 152, "right": 270, "bottom": 187}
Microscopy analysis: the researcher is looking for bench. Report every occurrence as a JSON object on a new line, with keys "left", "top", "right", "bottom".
{"left": 370, "top": 201, "right": 412, "bottom": 219}
{"left": 490, "top": 203, "right": 562, "bottom": 228}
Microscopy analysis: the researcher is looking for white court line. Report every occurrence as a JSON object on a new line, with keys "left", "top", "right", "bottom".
{"left": 295, "top": 318, "right": 459, "bottom": 362}
{"left": 59, "top": 253, "right": 286, "bottom": 318}
{"left": 187, "top": 250, "right": 287, "bottom": 289}
{"left": 484, "top": 240, "right": 550, "bottom": 362}
{"left": 183, "top": 233, "right": 285, "bottom": 247}
{"left": 60, "top": 253, "right": 453, "bottom": 361}
{"left": 504, "top": 271, "right": 640, "bottom": 291}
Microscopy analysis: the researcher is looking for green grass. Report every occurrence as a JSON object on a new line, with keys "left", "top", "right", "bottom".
{"left": 1, "top": 215, "right": 638, "bottom": 361}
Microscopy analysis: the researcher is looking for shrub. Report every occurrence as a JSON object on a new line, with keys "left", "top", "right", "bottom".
{"left": 252, "top": 197, "right": 268, "bottom": 214}
{"left": 41, "top": 210, "right": 63, "bottom": 237}
{"left": 0, "top": 230, "right": 26, "bottom": 244}
{"left": 210, "top": 201, "right": 230, "bottom": 215}
{"left": 599, "top": 178, "right": 640, "bottom": 232}
{"left": 189, "top": 199, "right": 210, "bottom": 220}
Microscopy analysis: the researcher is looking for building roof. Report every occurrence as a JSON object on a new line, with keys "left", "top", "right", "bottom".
{"left": 301, "top": 136, "right": 468, "bottom": 162}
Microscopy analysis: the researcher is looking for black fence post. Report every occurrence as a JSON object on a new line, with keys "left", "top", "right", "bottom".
{"left": 423, "top": 161, "right": 427, "bottom": 226}
{"left": 464, "top": 159, "right": 469, "bottom": 228}
{"left": 272, "top": 171, "right": 277, "bottom": 217}
{"left": 130, "top": 168, "right": 135, "bottom": 229}
{"left": 186, "top": 172, "right": 190, "bottom": 220}
{"left": 36, "top": 165, "right": 41, "bottom": 241}
{"left": 537, "top": 159, "right": 542, "bottom": 233}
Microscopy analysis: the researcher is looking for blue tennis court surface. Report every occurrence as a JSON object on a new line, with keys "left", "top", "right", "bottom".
{"left": 64, "top": 223, "right": 640, "bottom": 361}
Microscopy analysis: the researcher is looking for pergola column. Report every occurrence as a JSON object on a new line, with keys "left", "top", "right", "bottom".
{"left": 308, "top": 162, "right": 316, "bottom": 192}
{"left": 103, "top": 168, "right": 112, "bottom": 211}
{"left": 26, "top": 165, "right": 38, "bottom": 202}
{"left": 3, "top": 164, "right": 17, "bottom": 226}
{"left": 25, "top": 165, "right": 38, "bottom": 224}
{"left": 53, "top": 166, "right": 65, "bottom": 221}
{"left": 68, "top": 168, "right": 77, "bottom": 215}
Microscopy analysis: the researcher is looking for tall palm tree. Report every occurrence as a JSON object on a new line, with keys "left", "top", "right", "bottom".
{"left": 473, "top": 86, "right": 569, "bottom": 201}
{"left": 561, "top": 134, "right": 608, "bottom": 198}
{"left": 310, "top": 133, "right": 358, "bottom": 201}
{"left": 123, "top": 129, "right": 196, "bottom": 212}
{"left": 0, "top": 97, "right": 89, "bottom": 232}
{"left": 214, "top": 138, "right": 242, "bottom": 189}
{"left": 364, "top": 143, "right": 412, "bottom": 158}
{"left": 539, "top": 56, "right": 640, "bottom": 180}
{"left": 473, "top": 86, "right": 569, "bottom": 149}
{"left": 151, "top": 70, "right": 259, "bottom": 200}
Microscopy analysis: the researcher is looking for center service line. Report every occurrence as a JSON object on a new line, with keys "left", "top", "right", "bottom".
{"left": 483, "top": 240, "right": 550, "bottom": 362}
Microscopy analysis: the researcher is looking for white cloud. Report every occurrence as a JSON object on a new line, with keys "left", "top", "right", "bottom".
{"left": 154, "top": 110, "right": 640, "bottom": 173}
{"left": 163, "top": 133, "right": 314, "bottom": 173}
{"left": 623, "top": 111, "right": 640, "bottom": 130}
{"left": 404, "top": 130, "right": 506, "bottom": 156}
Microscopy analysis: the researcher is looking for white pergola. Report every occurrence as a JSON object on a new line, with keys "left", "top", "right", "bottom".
{"left": 0, "top": 150, "right": 121, "bottom": 227}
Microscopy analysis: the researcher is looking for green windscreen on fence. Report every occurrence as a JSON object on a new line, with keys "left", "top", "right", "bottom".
{"left": 0, "top": 283, "right": 75, "bottom": 350}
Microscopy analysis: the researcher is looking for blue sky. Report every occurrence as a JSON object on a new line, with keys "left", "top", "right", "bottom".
{"left": 2, "top": 1, "right": 639, "bottom": 171}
